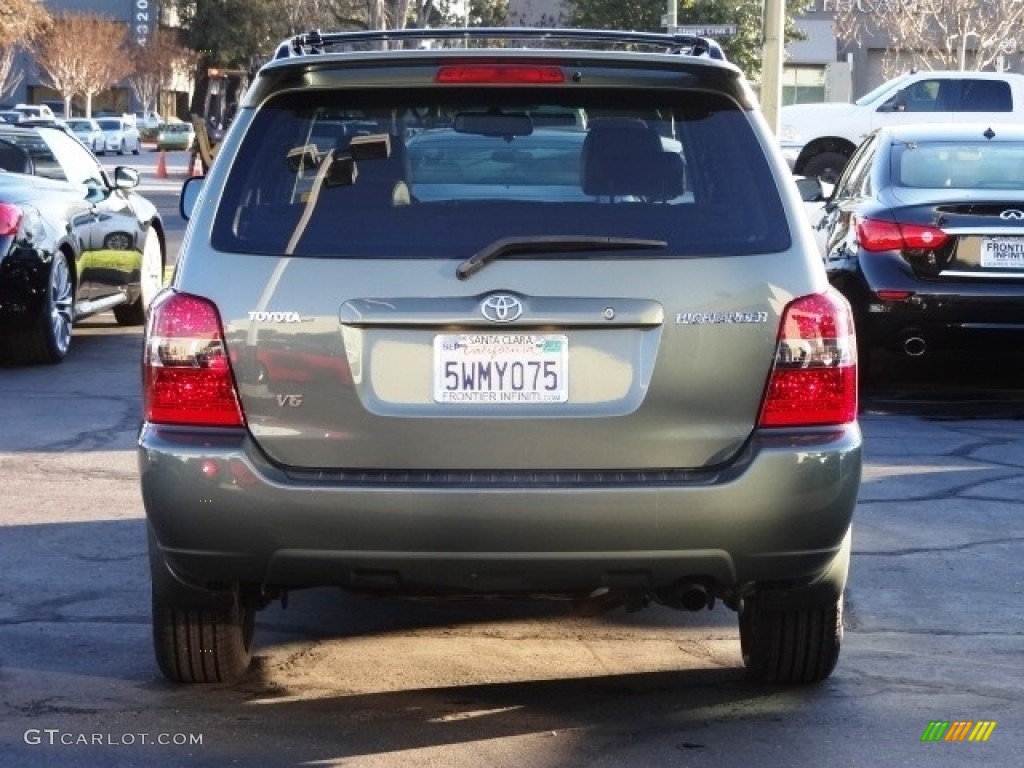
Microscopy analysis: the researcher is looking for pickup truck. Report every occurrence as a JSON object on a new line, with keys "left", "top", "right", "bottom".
{"left": 780, "top": 70, "right": 1024, "bottom": 182}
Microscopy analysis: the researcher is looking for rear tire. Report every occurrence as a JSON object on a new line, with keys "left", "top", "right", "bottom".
{"left": 152, "top": 586, "right": 256, "bottom": 684}
{"left": 150, "top": 534, "right": 256, "bottom": 684}
{"left": 739, "top": 591, "right": 843, "bottom": 684}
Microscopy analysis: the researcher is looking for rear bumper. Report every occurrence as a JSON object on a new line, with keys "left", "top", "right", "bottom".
{"left": 852, "top": 257, "right": 1024, "bottom": 351}
{"left": 140, "top": 422, "right": 862, "bottom": 595}
{"left": 0, "top": 243, "right": 48, "bottom": 325}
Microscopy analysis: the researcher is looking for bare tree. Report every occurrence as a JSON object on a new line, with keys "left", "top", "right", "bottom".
{"left": 0, "top": 0, "right": 49, "bottom": 46}
{"left": 0, "top": 47, "right": 23, "bottom": 102}
{"left": 35, "top": 14, "right": 133, "bottom": 117}
{"left": 0, "top": 0, "right": 49, "bottom": 102}
{"left": 130, "top": 28, "right": 194, "bottom": 116}
{"left": 833, "top": 0, "right": 1024, "bottom": 76}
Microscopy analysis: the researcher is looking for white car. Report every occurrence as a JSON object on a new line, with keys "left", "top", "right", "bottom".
{"left": 13, "top": 103, "right": 56, "bottom": 121}
{"left": 95, "top": 116, "right": 141, "bottom": 155}
{"left": 779, "top": 71, "right": 1024, "bottom": 182}
{"left": 134, "top": 110, "right": 162, "bottom": 131}
{"left": 64, "top": 118, "right": 106, "bottom": 154}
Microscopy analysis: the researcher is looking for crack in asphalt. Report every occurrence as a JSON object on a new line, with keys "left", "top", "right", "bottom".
{"left": 6, "top": 394, "right": 142, "bottom": 453}
{"left": 35, "top": 406, "right": 142, "bottom": 452}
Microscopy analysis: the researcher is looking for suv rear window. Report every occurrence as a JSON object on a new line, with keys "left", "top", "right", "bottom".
{"left": 212, "top": 88, "right": 790, "bottom": 258}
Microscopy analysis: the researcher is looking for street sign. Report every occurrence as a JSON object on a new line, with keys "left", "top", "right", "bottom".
{"left": 671, "top": 24, "right": 738, "bottom": 38}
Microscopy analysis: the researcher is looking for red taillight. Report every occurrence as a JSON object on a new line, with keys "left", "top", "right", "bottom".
{"left": 758, "top": 290, "right": 858, "bottom": 428}
{"left": 143, "top": 292, "right": 245, "bottom": 427}
{"left": 875, "top": 290, "right": 913, "bottom": 301}
{"left": 0, "top": 203, "right": 22, "bottom": 236}
{"left": 436, "top": 65, "right": 565, "bottom": 84}
{"left": 856, "top": 217, "right": 948, "bottom": 252}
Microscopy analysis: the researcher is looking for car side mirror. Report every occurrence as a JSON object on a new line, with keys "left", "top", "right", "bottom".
{"left": 795, "top": 175, "right": 826, "bottom": 203}
{"left": 113, "top": 166, "right": 139, "bottom": 189}
{"left": 180, "top": 176, "right": 204, "bottom": 221}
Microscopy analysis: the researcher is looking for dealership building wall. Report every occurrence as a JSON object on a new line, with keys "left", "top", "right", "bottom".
{"left": 3, "top": 0, "right": 185, "bottom": 118}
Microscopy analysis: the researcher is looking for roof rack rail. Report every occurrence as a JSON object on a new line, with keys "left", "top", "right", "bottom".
{"left": 273, "top": 27, "right": 727, "bottom": 62}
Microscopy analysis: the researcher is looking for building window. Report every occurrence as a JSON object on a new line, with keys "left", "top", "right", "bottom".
{"left": 782, "top": 66, "right": 826, "bottom": 105}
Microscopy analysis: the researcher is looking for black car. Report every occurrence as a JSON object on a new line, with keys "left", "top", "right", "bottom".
{"left": 819, "top": 123, "right": 1024, "bottom": 371}
{"left": 0, "top": 124, "right": 165, "bottom": 364}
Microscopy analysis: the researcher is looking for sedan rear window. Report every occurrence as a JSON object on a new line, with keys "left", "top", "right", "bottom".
{"left": 898, "top": 141, "right": 1024, "bottom": 190}
{"left": 212, "top": 88, "right": 790, "bottom": 258}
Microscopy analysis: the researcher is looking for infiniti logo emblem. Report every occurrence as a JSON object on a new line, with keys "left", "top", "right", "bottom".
{"left": 480, "top": 294, "right": 523, "bottom": 323}
{"left": 1000, "top": 209, "right": 1024, "bottom": 220}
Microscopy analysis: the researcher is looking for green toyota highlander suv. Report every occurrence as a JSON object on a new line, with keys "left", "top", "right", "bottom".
{"left": 139, "top": 28, "right": 861, "bottom": 685}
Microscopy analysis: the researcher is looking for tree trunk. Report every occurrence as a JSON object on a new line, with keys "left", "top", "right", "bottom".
{"left": 189, "top": 58, "right": 210, "bottom": 118}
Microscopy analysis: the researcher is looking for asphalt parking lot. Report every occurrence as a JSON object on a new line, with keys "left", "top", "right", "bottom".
{"left": 1, "top": 313, "right": 1022, "bottom": 766}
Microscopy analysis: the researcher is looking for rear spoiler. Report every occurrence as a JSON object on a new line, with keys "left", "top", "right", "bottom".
{"left": 272, "top": 27, "right": 727, "bottom": 62}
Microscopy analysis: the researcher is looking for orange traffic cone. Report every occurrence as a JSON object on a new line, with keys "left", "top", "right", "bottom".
{"left": 155, "top": 150, "right": 167, "bottom": 179}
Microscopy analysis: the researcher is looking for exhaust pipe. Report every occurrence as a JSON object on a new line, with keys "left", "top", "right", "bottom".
{"left": 657, "top": 582, "right": 711, "bottom": 612}
{"left": 903, "top": 336, "right": 927, "bottom": 357}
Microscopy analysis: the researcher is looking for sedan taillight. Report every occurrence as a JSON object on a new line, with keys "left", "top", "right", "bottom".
{"left": 856, "top": 216, "right": 948, "bottom": 252}
{"left": 758, "top": 290, "right": 858, "bottom": 428}
{"left": 143, "top": 292, "right": 245, "bottom": 427}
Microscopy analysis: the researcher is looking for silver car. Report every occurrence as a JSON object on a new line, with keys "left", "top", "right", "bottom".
{"left": 141, "top": 28, "right": 862, "bottom": 685}
{"left": 95, "top": 116, "right": 140, "bottom": 155}
{"left": 64, "top": 117, "right": 105, "bottom": 154}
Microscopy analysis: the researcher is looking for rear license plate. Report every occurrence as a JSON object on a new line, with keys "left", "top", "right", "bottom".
{"left": 433, "top": 333, "right": 568, "bottom": 403}
{"left": 980, "top": 238, "right": 1024, "bottom": 268}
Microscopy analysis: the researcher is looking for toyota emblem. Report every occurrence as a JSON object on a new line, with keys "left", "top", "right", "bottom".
{"left": 480, "top": 294, "right": 523, "bottom": 323}
{"left": 1000, "top": 209, "right": 1024, "bottom": 220}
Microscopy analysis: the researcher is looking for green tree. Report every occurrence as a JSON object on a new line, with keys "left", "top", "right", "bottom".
{"left": 170, "top": 0, "right": 298, "bottom": 117}
{"left": 565, "top": 0, "right": 806, "bottom": 80}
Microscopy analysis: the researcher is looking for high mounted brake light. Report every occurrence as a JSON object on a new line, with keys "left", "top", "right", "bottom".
{"left": 143, "top": 292, "right": 245, "bottom": 427}
{"left": 436, "top": 65, "right": 566, "bottom": 84}
{"left": 758, "top": 290, "right": 858, "bottom": 428}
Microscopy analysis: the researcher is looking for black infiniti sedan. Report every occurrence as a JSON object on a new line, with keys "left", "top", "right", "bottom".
{"left": 817, "top": 123, "right": 1024, "bottom": 372}
{"left": 0, "top": 124, "right": 165, "bottom": 364}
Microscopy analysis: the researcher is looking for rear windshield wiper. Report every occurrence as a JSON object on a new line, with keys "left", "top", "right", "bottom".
{"left": 456, "top": 235, "right": 667, "bottom": 280}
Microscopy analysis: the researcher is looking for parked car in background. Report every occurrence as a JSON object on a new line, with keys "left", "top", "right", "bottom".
{"left": 0, "top": 123, "right": 165, "bottom": 364}
{"left": 95, "top": 116, "right": 141, "bottom": 155}
{"left": 13, "top": 103, "right": 56, "bottom": 121}
{"left": 0, "top": 109, "right": 23, "bottom": 124}
{"left": 134, "top": 110, "right": 162, "bottom": 131}
{"left": 780, "top": 71, "right": 1024, "bottom": 183}
{"left": 155, "top": 121, "right": 194, "bottom": 151}
{"left": 142, "top": 27, "right": 861, "bottom": 686}
{"left": 64, "top": 117, "right": 106, "bottom": 154}
{"left": 820, "top": 123, "right": 1024, "bottom": 375}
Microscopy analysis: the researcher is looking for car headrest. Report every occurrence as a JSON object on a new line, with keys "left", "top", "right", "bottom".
{"left": 335, "top": 133, "right": 411, "bottom": 183}
{"left": 580, "top": 119, "right": 684, "bottom": 200}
